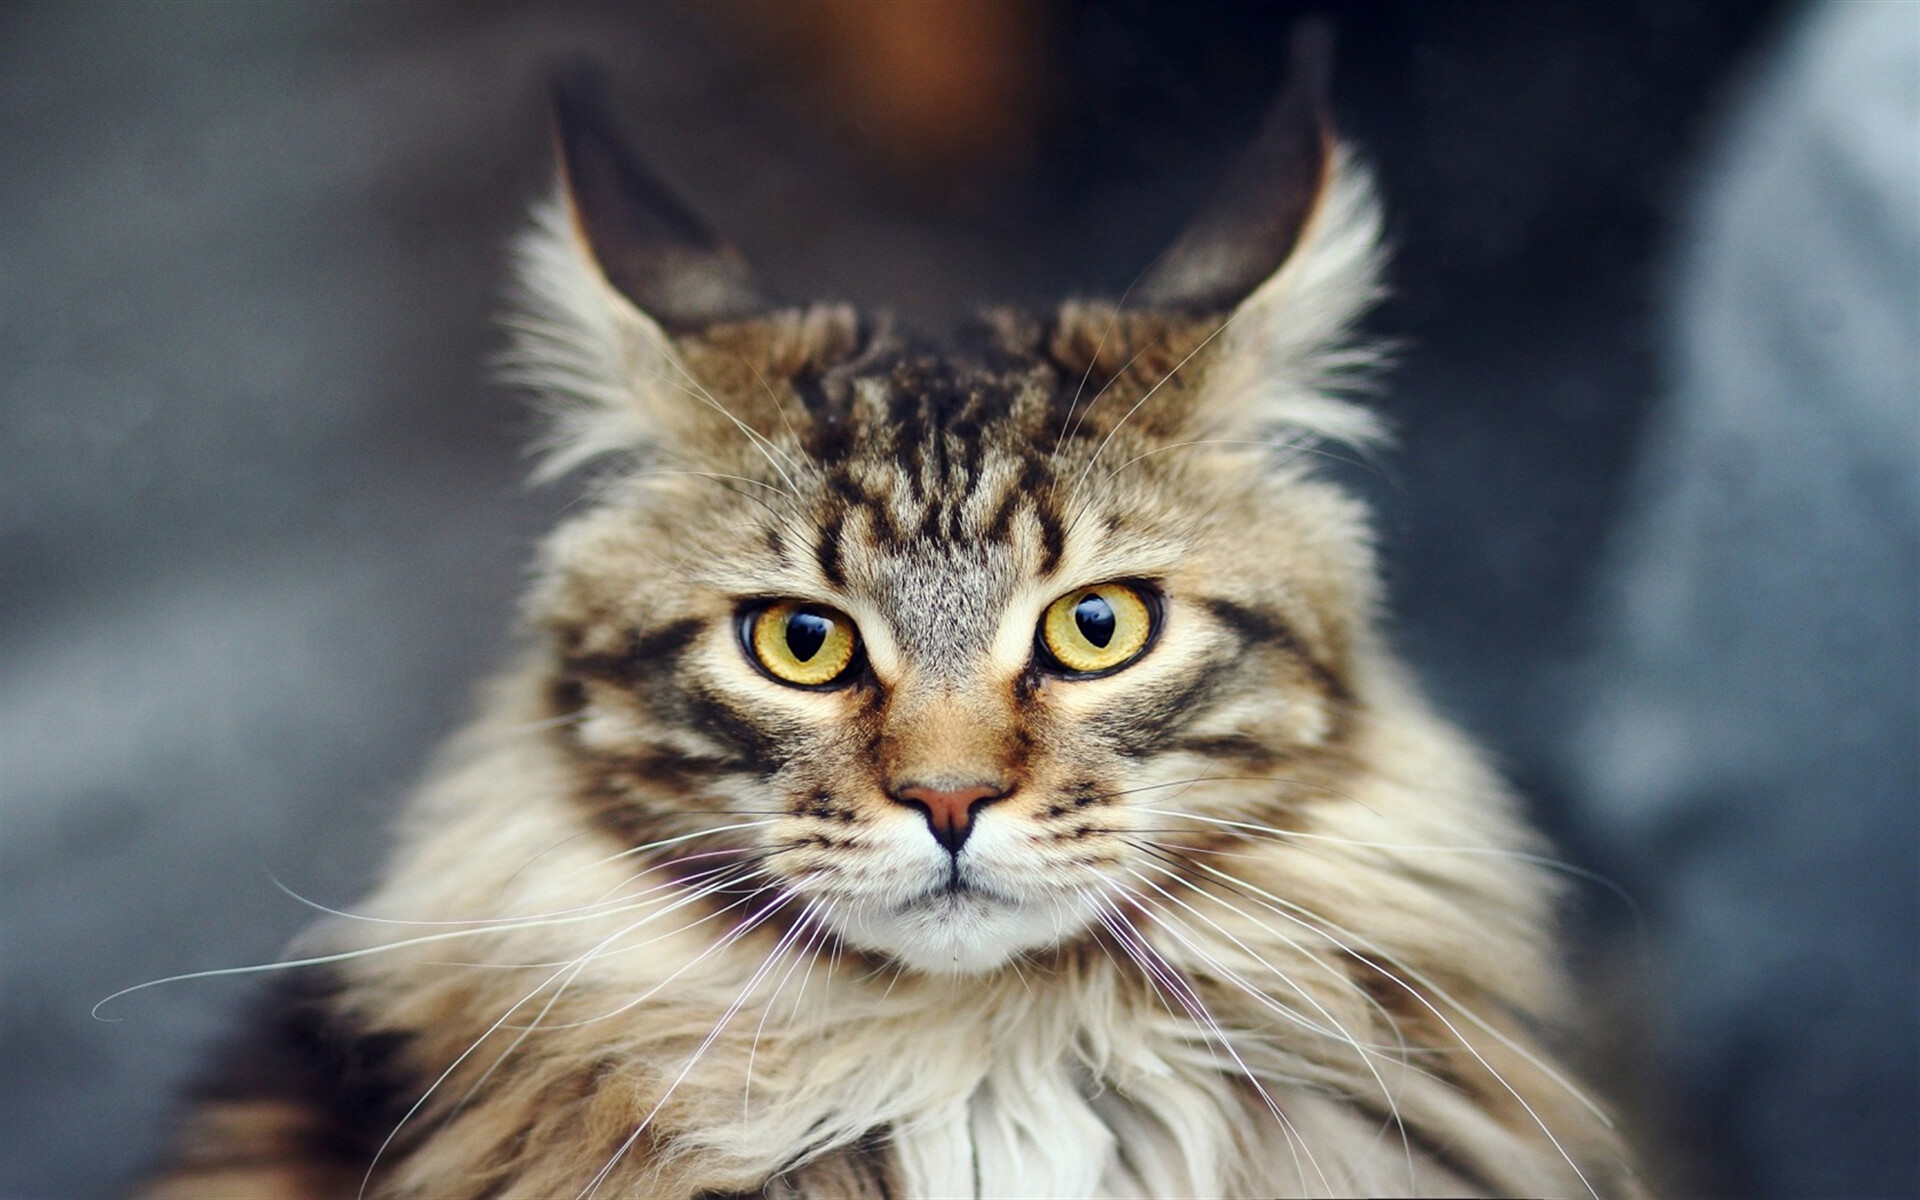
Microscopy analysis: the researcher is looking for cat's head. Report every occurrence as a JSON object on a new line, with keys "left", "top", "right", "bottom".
{"left": 514, "top": 32, "right": 1389, "bottom": 975}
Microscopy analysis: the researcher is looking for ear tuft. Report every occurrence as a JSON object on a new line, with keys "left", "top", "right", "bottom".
{"left": 1201, "top": 149, "right": 1388, "bottom": 448}
{"left": 501, "top": 64, "right": 779, "bottom": 483}
{"left": 501, "top": 197, "right": 687, "bottom": 483}
{"left": 1132, "top": 22, "right": 1388, "bottom": 448}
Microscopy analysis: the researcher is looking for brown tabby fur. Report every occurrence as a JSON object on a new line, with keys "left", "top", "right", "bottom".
{"left": 146, "top": 45, "right": 1643, "bottom": 1200}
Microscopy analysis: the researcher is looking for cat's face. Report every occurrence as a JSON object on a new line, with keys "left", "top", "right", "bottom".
{"left": 535, "top": 306, "right": 1375, "bottom": 974}
{"left": 517, "top": 56, "right": 1380, "bottom": 975}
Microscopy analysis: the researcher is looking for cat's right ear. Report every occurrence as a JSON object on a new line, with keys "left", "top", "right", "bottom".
{"left": 506, "top": 64, "right": 775, "bottom": 479}
{"left": 549, "top": 62, "right": 768, "bottom": 329}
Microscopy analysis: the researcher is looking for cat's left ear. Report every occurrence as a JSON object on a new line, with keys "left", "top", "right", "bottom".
{"left": 1135, "top": 22, "right": 1385, "bottom": 445}
{"left": 1133, "top": 22, "right": 1335, "bottom": 312}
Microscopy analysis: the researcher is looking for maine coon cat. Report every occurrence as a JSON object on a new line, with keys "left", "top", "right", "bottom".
{"left": 145, "top": 30, "right": 1642, "bottom": 1199}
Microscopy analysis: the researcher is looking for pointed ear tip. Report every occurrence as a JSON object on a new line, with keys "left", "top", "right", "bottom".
{"left": 1288, "top": 23, "right": 1335, "bottom": 115}
{"left": 1290, "top": 17, "right": 1335, "bottom": 63}
{"left": 549, "top": 63, "right": 613, "bottom": 172}
{"left": 548, "top": 56, "right": 610, "bottom": 111}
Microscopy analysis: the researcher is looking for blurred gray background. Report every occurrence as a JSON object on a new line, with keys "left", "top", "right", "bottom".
{"left": 4, "top": 2, "right": 1911, "bottom": 1197}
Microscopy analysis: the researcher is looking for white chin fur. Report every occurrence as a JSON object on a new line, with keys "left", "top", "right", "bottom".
{"left": 800, "top": 811, "right": 1103, "bottom": 974}
{"left": 830, "top": 887, "right": 1098, "bottom": 974}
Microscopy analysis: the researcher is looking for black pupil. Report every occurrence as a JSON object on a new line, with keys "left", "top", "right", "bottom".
{"left": 785, "top": 610, "right": 831, "bottom": 662}
{"left": 1073, "top": 593, "right": 1116, "bottom": 648}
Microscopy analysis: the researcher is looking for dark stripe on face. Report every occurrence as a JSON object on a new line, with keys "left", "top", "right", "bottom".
{"left": 549, "top": 676, "right": 588, "bottom": 721}
{"left": 1086, "top": 665, "right": 1221, "bottom": 757}
{"left": 567, "top": 751, "right": 753, "bottom": 850}
{"left": 915, "top": 499, "right": 946, "bottom": 544}
{"left": 804, "top": 403, "right": 855, "bottom": 462}
{"left": 561, "top": 618, "right": 706, "bottom": 689}
{"left": 981, "top": 459, "right": 1035, "bottom": 546}
{"left": 1167, "top": 733, "right": 1287, "bottom": 769}
{"left": 673, "top": 686, "right": 785, "bottom": 778}
{"left": 1198, "top": 597, "right": 1350, "bottom": 705}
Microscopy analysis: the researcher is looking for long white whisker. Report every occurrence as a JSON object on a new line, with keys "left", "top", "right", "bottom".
{"left": 581, "top": 897, "right": 816, "bottom": 1199}
{"left": 383, "top": 863, "right": 783, "bottom": 1164}
{"left": 358, "top": 898, "right": 678, "bottom": 1200}
{"left": 1090, "top": 885, "right": 1331, "bottom": 1197}
{"left": 258, "top": 833, "right": 770, "bottom": 933}
{"left": 1173, "top": 854, "right": 1606, "bottom": 1197}
{"left": 1065, "top": 310, "right": 1238, "bottom": 531}
{"left": 1120, "top": 863, "right": 1418, "bottom": 1192}
{"left": 1056, "top": 308, "right": 1144, "bottom": 457}
{"left": 590, "top": 820, "right": 781, "bottom": 867}
{"left": 487, "top": 864, "right": 778, "bottom": 989}
{"left": 91, "top": 894, "right": 702, "bottom": 1019}
{"left": 743, "top": 904, "right": 833, "bottom": 1117}
{"left": 734, "top": 353, "right": 813, "bottom": 477}
{"left": 1122, "top": 845, "right": 1424, "bottom": 1063}
{"left": 1131, "top": 803, "right": 1637, "bottom": 906}
{"left": 526, "top": 878, "right": 794, "bottom": 1031}
{"left": 1051, "top": 261, "right": 1161, "bottom": 465}
{"left": 656, "top": 355, "right": 806, "bottom": 499}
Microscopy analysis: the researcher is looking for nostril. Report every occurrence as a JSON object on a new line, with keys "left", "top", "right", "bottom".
{"left": 890, "top": 782, "right": 1008, "bottom": 854}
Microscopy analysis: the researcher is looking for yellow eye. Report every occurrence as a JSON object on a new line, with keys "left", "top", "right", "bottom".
{"left": 746, "top": 601, "right": 859, "bottom": 687}
{"left": 1040, "top": 582, "right": 1155, "bottom": 675}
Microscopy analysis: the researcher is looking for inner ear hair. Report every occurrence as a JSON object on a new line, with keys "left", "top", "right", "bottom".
{"left": 549, "top": 59, "right": 769, "bottom": 330}
{"left": 1130, "top": 21, "right": 1334, "bottom": 313}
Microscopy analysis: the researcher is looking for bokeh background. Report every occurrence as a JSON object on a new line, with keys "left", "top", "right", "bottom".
{"left": 3, "top": 2, "right": 1912, "bottom": 1197}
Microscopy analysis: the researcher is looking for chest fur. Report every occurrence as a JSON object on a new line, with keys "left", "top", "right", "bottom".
{"left": 827, "top": 1015, "right": 1252, "bottom": 1199}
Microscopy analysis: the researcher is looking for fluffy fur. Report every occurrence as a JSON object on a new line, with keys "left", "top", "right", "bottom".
{"left": 147, "top": 135, "right": 1642, "bottom": 1199}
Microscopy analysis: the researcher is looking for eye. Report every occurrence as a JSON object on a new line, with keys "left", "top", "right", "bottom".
{"left": 744, "top": 600, "right": 860, "bottom": 687}
{"left": 1039, "top": 582, "right": 1156, "bottom": 676}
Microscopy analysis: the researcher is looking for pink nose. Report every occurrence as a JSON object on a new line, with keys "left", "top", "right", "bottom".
{"left": 891, "top": 781, "right": 1008, "bottom": 854}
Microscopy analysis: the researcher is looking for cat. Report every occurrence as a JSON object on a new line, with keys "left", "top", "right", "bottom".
{"left": 144, "top": 28, "right": 1642, "bottom": 1200}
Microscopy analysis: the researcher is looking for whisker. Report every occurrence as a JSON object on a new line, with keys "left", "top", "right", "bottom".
{"left": 1052, "top": 268, "right": 1156, "bottom": 465}
{"left": 581, "top": 896, "right": 817, "bottom": 1198}
{"left": 528, "top": 881, "right": 797, "bottom": 1032}
{"left": 592, "top": 819, "right": 780, "bottom": 868}
{"left": 743, "top": 903, "right": 833, "bottom": 1117}
{"left": 416, "top": 874, "right": 803, "bottom": 1181}
{"left": 1131, "top": 804, "right": 1637, "bottom": 913}
{"left": 1065, "top": 309, "right": 1238, "bottom": 533}
{"left": 91, "top": 891, "right": 711, "bottom": 1020}
{"left": 474, "top": 862, "right": 779, "bottom": 976}
{"left": 1057, "top": 311, "right": 1154, "bottom": 456}
{"left": 1118, "top": 862, "right": 1418, "bottom": 1191}
{"left": 656, "top": 360, "right": 805, "bottom": 500}
{"left": 358, "top": 895, "right": 697, "bottom": 1200}
{"left": 1170, "top": 854, "right": 1608, "bottom": 1197}
{"left": 1088, "top": 885, "right": 1330, "bottom": 1195}
{"left": 732, "top": 353, "right": 814, "bottom": 480}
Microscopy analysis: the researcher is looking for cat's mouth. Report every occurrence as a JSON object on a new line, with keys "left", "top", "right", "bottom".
{"left": 826, "top": 861, "right": 1099, "bottom": 974}
{"left": 901, "top": 876, "right": 1016, "bottom": 912}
